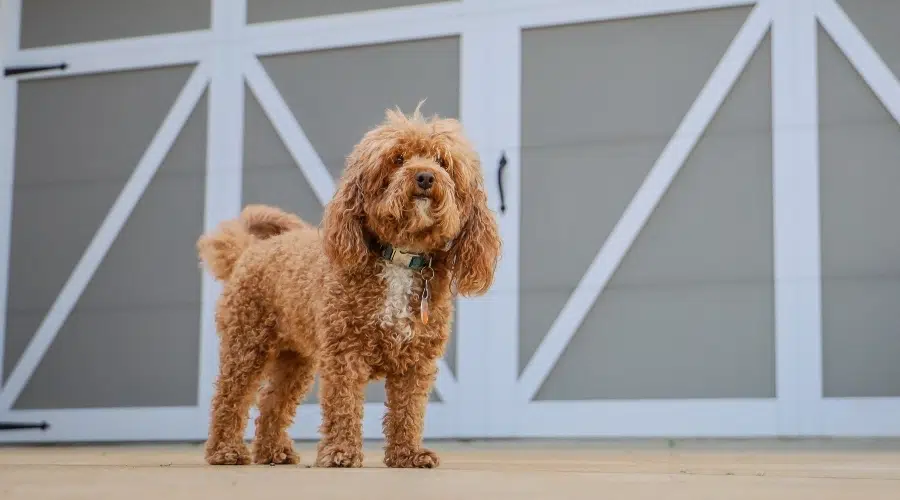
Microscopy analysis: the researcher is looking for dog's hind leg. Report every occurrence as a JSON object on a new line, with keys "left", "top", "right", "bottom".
{"left": 205, "top": 297, "right": 274, "bottom": 465}
{"left": 252, "top": 350, "right": 316, "bottom": 464}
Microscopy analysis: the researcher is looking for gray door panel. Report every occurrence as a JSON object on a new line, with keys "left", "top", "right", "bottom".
{"left": 13, "top": 87, "right": 207, "bottom": 409}
{"left": 819, "top": 20, "right": 900, "bottom": 398}
{"left": 4, "top": 66, "right": 196, "bottom": 388}
{"left": 520, "top": 7, "right": 775, "bottom": 401}
{"left": 836, "top": 0, "right": 900, "bottom": 79}
{"left": 20, "top": 0, "right": 210, "bottom": 49}
{"left": 243, "top": 89, "right": 326, "bottom": 224}
{"left": 248, "top": 0, "right": 448, "bottom": 24}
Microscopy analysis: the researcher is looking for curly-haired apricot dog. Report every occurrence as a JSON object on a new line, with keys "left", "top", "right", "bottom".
{"left": 197, "top": 107, "right": 501, "bottom": 468}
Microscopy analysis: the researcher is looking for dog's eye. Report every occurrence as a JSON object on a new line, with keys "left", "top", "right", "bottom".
{"left": 393, "top": 154, "right": 405, "bottom": 166}
{"left": 435, "top": 155, "right": 447, "bottom": 169}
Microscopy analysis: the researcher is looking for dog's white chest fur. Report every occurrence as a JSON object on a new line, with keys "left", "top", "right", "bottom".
{"left": 378, "top": 263, "right": 417, "bottom": 341}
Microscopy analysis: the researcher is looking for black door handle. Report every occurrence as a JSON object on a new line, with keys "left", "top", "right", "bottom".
{"left": 497, "top": 151, "right": 507, "bottom": 214}
{"left": 4, "top": 62, "right": 67, "bottom": 77}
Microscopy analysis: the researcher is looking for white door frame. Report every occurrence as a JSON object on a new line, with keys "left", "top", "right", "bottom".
{"left": 0, "top": 0, "right": 493, "bottom": 442}
{"left": 485, "top": 0, "right": 900, "bottom": 438}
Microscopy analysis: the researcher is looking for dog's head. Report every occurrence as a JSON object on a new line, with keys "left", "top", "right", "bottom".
{"left": 322, "top": 105, "right": 501, "bottom": 296}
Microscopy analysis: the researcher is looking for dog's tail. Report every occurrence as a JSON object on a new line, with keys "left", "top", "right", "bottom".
{"left": 197, "top": 204, "right": 311, "bottom": 282}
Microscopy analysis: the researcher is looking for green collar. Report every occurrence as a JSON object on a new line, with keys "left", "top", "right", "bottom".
{"left": 378, "top": 244, "right": 431, "bottom": 270}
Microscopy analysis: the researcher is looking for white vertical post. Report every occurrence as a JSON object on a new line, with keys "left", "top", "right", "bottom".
{"left": 484, "top": 19, "right": 522, "bottom": 437}
{"left": 770, "top": 0, "right": 822, "bottom": 436}
{"left": 199, "top": 0, "right": 247, "bottom": 417}
{"left": 0, "top": 0, "right": 22, "bottom": 398}
{"left": 455, "top": 4, "right": 497, "bottom": 437}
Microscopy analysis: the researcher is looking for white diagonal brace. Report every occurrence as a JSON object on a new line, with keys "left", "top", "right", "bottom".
{"left": 0, "top": 63, "right": 210, "bottom": 410}
{"left": 0, "top": 87, "right": 12, "bottom": 391}
{"left": 242, "top": 54, "right": 336, "bottom": 205}
{"left": 240, "top": 54, "right": 458, "bottom": 402}
{"left": 516, "top": 2, "right": 773, "bottom": 402}
{"left": 816, "top": 0, "right": 900, "bottom": 126}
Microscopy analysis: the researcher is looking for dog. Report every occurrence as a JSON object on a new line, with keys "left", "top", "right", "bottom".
{"left": 196, "top": 106, "right": 501, "bottom": 468}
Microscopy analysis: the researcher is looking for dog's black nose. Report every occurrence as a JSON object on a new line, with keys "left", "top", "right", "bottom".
{"left": 416, "top": 172, "right": 435, "bottom": 190}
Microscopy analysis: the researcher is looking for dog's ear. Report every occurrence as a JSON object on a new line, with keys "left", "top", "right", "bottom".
{"left": 448, "top": 174, "right": 501, "bottom": 297}
{"left": 322, "top": 170, "right": 368, "bottom": 270}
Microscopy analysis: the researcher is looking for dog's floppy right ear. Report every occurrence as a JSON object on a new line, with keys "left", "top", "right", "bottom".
{"left": 322, "top": 169, "right": 368, "bottom": 270}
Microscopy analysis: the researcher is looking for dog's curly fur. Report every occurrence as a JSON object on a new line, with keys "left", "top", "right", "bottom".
{"left": 197, "top": 106, "right": 501, "bottom": 468}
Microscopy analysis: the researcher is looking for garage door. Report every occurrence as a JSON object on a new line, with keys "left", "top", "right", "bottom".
{"left": 485, "top": 0, "right": 781, "bottom": 437}
{"left": 0, "top": 0, "right": 491, "bottom": 442}
{"left": 483, "top": 0, "right": 900, "bottom": 438}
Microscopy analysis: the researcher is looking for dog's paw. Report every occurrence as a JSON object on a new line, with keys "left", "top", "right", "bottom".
{"left": 252, "top": 442, "right": 300, "bottom": 465}
{"left": 205, "top": 441, "right": 252, "bottom": 465}
{"left": 384, "top": 448, "right": 440, "bottom": 469}
{"left": 315, "top": 444, "right": 364, "bottom": 468}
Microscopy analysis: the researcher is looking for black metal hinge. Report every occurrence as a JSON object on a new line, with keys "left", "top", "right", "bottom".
{"left": 4, "top": 62, "right": 68, "bottom": 78}
{"left": 0, "top": 421, "right": 50, "bottom": 431}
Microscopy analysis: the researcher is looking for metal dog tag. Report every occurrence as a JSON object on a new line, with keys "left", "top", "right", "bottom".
{"left": 420, "top": 264, "right": 434, "bottom": 325}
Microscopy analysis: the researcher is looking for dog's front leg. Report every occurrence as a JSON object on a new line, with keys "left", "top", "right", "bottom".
{"left": 382, "top": 361, "right": 440, "bottom": 468}
{"left": 315, "top": 353, "right": 369, "bottom": 468}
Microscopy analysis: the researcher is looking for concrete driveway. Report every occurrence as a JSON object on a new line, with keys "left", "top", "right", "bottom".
{"left": 2, "top": 439, "right": 899, "bottom": 499}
